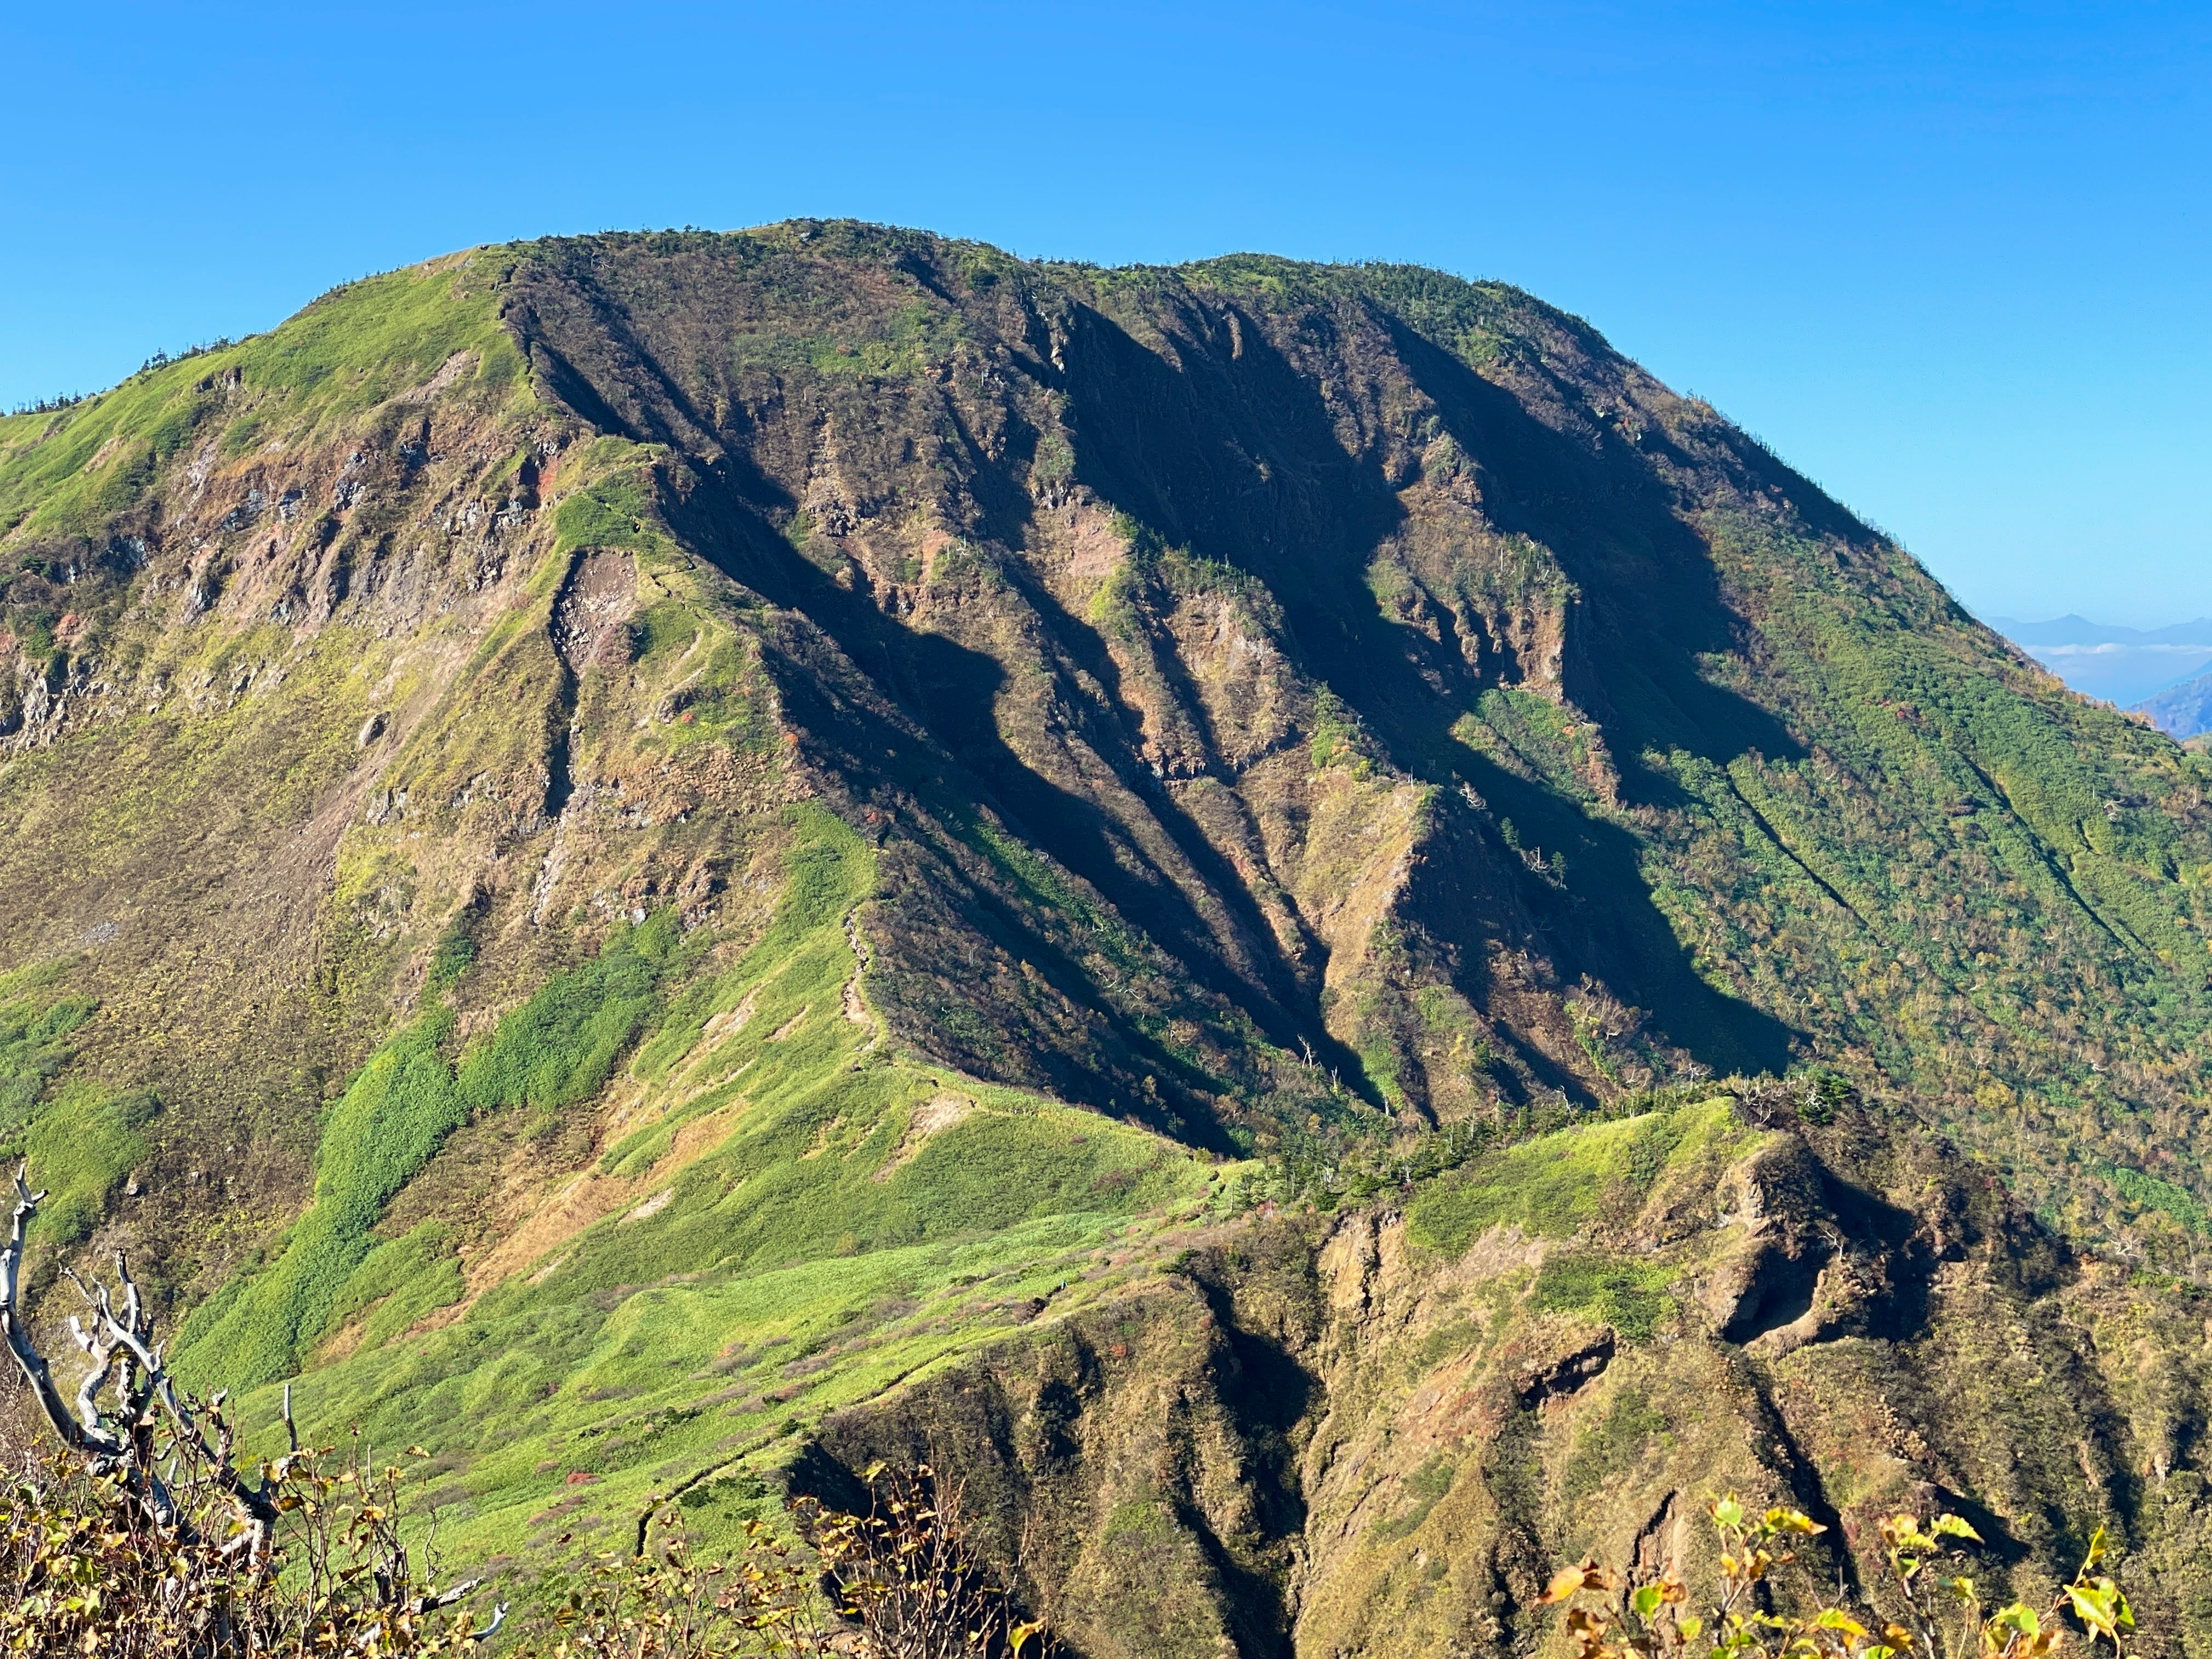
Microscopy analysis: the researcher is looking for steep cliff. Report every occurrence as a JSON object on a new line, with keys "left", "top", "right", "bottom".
{"left": 806, "top": 1099, "right": 2212, "bottom": 1658}
{"left": 5, "top": 224, "right": 2212, "bottom": 1647}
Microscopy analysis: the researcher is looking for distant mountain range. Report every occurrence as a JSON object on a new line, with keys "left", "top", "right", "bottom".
{"left": 1987, "top": 613, "right": 2212, "bottom": 732}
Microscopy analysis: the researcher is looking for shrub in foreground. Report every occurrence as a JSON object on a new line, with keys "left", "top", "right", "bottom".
{"left": 1, "top": 1161, "right": 1047, "bottom": 1656}
{"left": 1544, "top": 1496, "right": 2136, "bottom": 1659}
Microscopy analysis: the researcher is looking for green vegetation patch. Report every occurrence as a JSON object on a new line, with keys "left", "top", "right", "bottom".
{"left": 264, "top": 1200, "right": 1215, "bottom": 1572}
{"left": 0, "top": 963, "right": 154, "bottom": 1252}
{"left": 1308, "top": 687, "right": 1377, "bottom": 778}
{"left": 625, "top": 593, "right": 771, "bottom": 753}
{"left": 177, "top": 915, "right": 685, "bottom": 1392}
{"left": 2104, "top": 1161, "right": 2210, "bottom": 1236}
{"left": 21, "top": 1081, "right": 158, "bottom": 1251}
{"left": 321, "top": 1220, "right": 468, "bottom": 1354}
{"left": 552, "top": 456, "right": 674, "bottom": 562}
{"left": 556, "top": 809, "right": 1194, "bottom": 1289}
{"left": 1531, "top": 1252, "right": 1673, "bottom": 1342}
{"left": 0, "top": 963, "right": 95, "bottom": 1137}
{"left": 1405, "top": 1100, "right": 1744, "bottom": 1257}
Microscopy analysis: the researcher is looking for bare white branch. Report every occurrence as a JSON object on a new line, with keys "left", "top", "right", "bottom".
{"left": 1, "top": 1162, "right": 121, "bottom": 1459}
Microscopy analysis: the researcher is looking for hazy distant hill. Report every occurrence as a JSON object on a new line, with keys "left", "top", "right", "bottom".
{"left": 2139, "top": 665, "right": 2212, "bottom": 738}
{"left": 1987, "top": 612, "right": 2212, "bottom": 705}
{"left": 12, "top": 226, "right": 2212, "bottom": 1647}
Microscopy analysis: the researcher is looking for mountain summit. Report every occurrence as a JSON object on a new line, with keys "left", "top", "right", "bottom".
{"left": 7, "top": 225, "right": 2212, "bottom": 1652}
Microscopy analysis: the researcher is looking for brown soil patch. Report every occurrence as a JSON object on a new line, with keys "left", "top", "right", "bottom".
{"left": 872, "top": 1093, "right": 972, "bottom": 1183}
{"left": 430, "top": 1094, "right": 752, "bottom": 1324}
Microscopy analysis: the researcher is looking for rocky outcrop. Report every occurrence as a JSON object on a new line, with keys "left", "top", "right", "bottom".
{"left": 801, "top": 1104, "right": 2212, "bottom": 1658}
{"left": 9, "top": 226, "right": 2212, "bottom": 1650}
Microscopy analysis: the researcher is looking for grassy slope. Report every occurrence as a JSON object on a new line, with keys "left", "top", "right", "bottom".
{"left": 9, "top": 228, "right": 2212, "bottom": 1641}
{"left": 0, "top": 257, "right": 582, "bottom": 1353}
{"left": 1655, "top": 512, "right": 2212, "bottom": 1235}
{"left": 0, "top": 963, "right": 154, "bottom": 1252}
{"left": 0, "top": 253, "right": 524, "bottom": 543}
{"left": 226, "top": 804, "right": 1218, "bottom": 1574}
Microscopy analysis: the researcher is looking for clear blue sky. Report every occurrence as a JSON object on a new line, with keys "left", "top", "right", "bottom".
{"left": 5, "top": 2, "right": 2206, "bottom": 625}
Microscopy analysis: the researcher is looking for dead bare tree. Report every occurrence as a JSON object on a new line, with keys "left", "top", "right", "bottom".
{"left": 0, "top": 1162, "right": 290, "bottom": 1554}
{"left": 0, "top": 1162, "right": 503, "bottom": 1647}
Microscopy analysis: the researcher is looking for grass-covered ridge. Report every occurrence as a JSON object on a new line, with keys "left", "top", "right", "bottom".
{"left": 172, "top": 800, "right": 1219, "bottom": 1570}
{"left": 0, "top": 252, "right": 525, "bottom": 544}
{"left": 1404, "top": 1098, "right": 1752, "bottom": 1256}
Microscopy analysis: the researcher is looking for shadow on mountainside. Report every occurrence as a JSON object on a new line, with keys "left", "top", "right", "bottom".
{"left": 1058, "top": 294, "right": 1797, "bottom": 1078}
{"left": 514, "top": 267, "right": 1379, "bottom": 1142}
{"left": 661, "top": 465, "right": 1298, "bottom": 1149}
{"left": 1378, "top": 316, "right": 1807, "bottom": 774}
{"left": 510, "top": 241, "right": 1793, "bottom": 1085}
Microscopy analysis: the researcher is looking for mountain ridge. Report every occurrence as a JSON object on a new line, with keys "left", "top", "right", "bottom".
{"left": 7, "top": 222, "right": 2212, "bottom": 1650}
{"left": 2138, "top": 667, "right": 2212, "bottom": 741}
{"left": 1990, "top": 615, "right": 2212, "bottom": 647}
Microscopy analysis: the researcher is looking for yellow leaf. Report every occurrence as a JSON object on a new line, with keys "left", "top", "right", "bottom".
{"left": 1544, "top": 1563, "right": 1596, "bottom": 1604}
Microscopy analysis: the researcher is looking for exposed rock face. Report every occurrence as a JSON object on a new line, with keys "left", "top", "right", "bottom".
{"left": 7, "top": 226, "right": 2212, "bottom": 1650}
{"left": 805, "top": 1106, "right": 2212, "bottom": 1659}
{"left": 495, "top": 233, "right": 1737, "bottom": 1145}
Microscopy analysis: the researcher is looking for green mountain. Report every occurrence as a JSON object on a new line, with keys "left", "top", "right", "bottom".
{"left": 7, "top": 224, "right": 2212, "bottom": 1653}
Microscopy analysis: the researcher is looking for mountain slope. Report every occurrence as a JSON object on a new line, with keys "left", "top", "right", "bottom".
{"left": 490, "top": 227, "right": 2212, "bottom": 1239}
{"left": 805, "top": 1099, "right": 2212, "bottom": 1659}
{"left": 6, "top": 225, "right": 2212, "bottom": 1645}
{"left": 2139, "top": 668, "right": 2212, "bottom": 741}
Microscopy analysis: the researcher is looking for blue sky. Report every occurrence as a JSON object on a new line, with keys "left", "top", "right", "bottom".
{"left": 4, "top": 2, "right": 2206, "bottom": 626}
